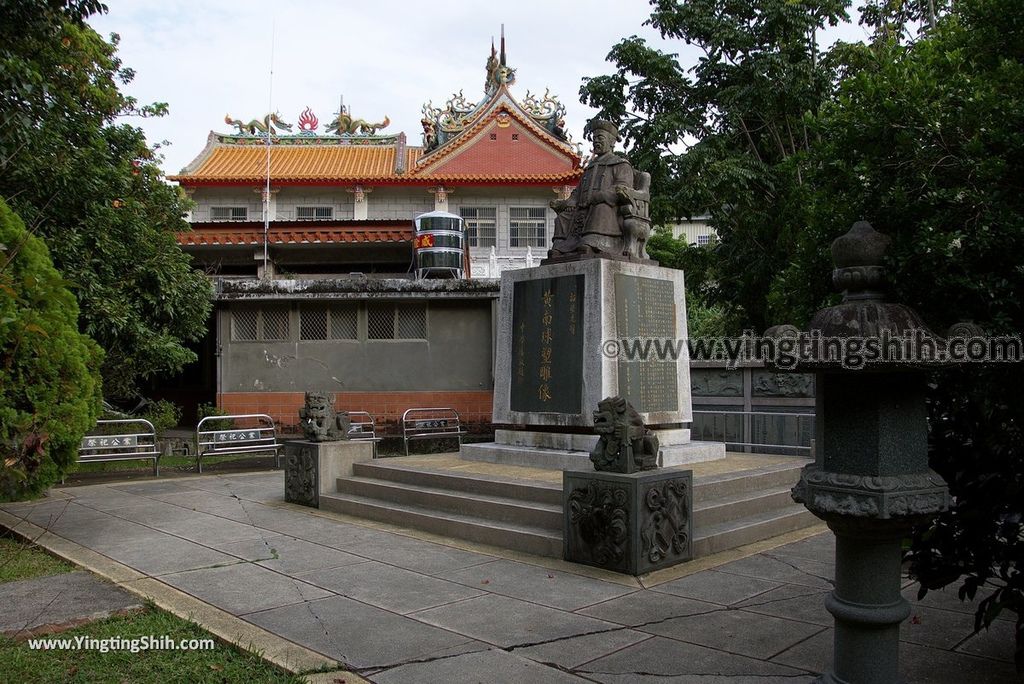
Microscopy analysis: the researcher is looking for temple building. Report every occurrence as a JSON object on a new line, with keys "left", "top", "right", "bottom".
{"left": 166, "top": 39, "right": 583, "bottom": 427}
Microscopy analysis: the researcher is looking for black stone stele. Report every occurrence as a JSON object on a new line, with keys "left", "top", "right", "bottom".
{"left": 298, "top": 391, "right": 351, "bottom": 442}
{"left": 564, "top": 468, "right": 693, "bottom": 576}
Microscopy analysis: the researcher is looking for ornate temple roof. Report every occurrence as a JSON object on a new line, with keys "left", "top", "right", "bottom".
{"left": 169, "top": 133, "right": 422, "bottom": 185}
{"left": 170, "top": 35, "right": 581, "bottom": 188}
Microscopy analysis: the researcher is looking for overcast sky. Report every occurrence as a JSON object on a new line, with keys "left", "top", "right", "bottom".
{"left": 89, "top": 1, "right": 869, "bottom": 176}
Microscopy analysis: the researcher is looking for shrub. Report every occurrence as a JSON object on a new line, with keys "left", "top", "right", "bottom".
{"left": 0, "top": 199, "right": 103, "bottom": 500}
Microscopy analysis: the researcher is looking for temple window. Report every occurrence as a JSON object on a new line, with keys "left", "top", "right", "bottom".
{"left": 509, "top": 207, "right": 547, "bottom": 247}
{"left": 460, "top": 207, "right": 497, "bottom": 247}
{"left": 210, "top": 206, "right": 248, "bottom": 222}
{"left": 295, "top": 206, "right": 334, "bottom": 221}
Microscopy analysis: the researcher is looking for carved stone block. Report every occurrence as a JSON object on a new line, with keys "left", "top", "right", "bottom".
{"left": 564, "top": 468, "right": 693, "bottom": 575}
{"left": 283, "top": 439, "right": 374, "bottom": 508}
{"left": 284, "top": 446, "right": 318, "bottom": 507}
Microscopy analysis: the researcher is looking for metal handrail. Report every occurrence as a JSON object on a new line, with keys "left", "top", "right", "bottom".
{"left": 690, "top": 409, "right": 814, "bottom": 455}
{"left": 401, "top": 407, "right": 465, "bottom": 456}
{"left": 77, "top": 418, "right": 160, "bottom": 477}
{"left": 196, "top": 413, "right": 280, "bottom": 473}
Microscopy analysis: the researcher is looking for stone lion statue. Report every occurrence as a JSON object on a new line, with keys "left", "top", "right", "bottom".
{"left": 590, "top": 396, "right": 659, "bottom": 473}
{"left": 298, "top": 392, "right": 351, "bottom": 442}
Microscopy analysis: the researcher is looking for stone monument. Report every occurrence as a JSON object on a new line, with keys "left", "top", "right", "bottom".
{"left": 564, "top": 396, "right": 693, "bottom": 575}
{"left": 462, "top": 118, "right": 724, "bottom": 469}
{"left": 285, "top": 392, "right": 371, "bottom": 507}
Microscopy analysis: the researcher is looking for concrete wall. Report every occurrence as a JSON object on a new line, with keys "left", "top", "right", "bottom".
{"left": 219, "top": 298, "right": 493, "bottom": 394}
{"left": 365, "top": 187, "right": 435, "bottom": 221}
{"left": 451, "top": 187, "right": 554, "bottom": 259}
{"left": 192, "top": 188, "right": 262, "bottom": 223}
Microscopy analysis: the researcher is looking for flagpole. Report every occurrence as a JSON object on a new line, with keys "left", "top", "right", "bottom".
{"left": 263, "top": 23, "right": 276, "bottom": 278}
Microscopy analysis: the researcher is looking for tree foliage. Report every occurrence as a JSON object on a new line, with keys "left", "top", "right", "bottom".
{"left": 1, "top": 198, "right": 103, "bottom": 499}
{"left": 0, "top": 1, "right": 211, "bottom": 401}
{"left": 588, "top": 0, "right": 1023, "bottom": 666}
{"left": 582, "top": 0, "right": 850, "bottom": 331}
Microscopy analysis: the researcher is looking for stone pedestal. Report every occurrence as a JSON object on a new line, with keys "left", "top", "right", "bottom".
{"left": 564, "top": 467, "right": 693, "bottom": 575}
{"left": 283, "top": 440, "right": 374, "bottom": 508}
{"left": 465, "top": 258, "right": 725, "bottom": 468}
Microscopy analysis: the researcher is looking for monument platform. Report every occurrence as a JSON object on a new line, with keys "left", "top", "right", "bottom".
{"left": 320, "top": 452, "right": 816, "bottom": 561}
{"left": 461, "top": 429, "right": 725, "bottom": 470}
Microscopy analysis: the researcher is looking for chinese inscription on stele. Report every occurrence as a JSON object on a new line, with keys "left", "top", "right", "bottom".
{"left": 510, "top": 275, "right": 585, "bottom": 413}
{"left": 615, "top": 274, "right": 678, "bottom": 413}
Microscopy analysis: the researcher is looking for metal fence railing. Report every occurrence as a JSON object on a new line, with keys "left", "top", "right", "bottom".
{"left": 690, "top": 409, "right": 815, "bottom": 456}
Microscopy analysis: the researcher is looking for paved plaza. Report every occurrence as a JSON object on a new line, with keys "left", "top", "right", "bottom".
{"left": 0, "top": 469, "right": 1017, "bottom": 683}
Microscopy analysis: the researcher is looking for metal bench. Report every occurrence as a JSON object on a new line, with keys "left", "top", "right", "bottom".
{"left": 347, "top": 411, "right": 383, "bottom": 458}
{"left": 77, "top": 419, "right": 161, "bottom": 476}
{"left": 401, "top": 407, "right": 467, "bottom": 457}
{"left": 196, "top": 413, "right": 281, "bottom": 474}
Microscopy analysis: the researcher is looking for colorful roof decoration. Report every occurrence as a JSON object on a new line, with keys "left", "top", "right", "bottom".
{"left": 170, "top": 33, "right": 582, "bottom": 188}
{"left": 420, "top": 32, "right": 571, "bottom": 154}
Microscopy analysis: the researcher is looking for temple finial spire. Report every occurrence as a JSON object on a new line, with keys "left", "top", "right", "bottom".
{"left": 500, "top": 24, "right": 506, "bottom": 66}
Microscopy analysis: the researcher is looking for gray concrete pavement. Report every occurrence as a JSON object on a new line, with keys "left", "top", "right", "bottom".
{"left": 1, "top": 471, "right": 1017, "bottom": 683}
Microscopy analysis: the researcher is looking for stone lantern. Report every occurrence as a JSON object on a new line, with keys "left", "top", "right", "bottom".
{"left": 769, "top": 221, "right": 953, "bottom": 684}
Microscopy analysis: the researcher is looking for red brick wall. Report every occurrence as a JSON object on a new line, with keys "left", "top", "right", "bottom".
{"left": 217, "top": 391, "right": 493, "bottom": 433}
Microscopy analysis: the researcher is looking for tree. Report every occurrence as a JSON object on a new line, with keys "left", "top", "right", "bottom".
{"left": 581, "top": 0, "right": 850, "bottom": 331}
{"left": 1, "top": 198, "right": 103, "bottom": 499}
{"left": 796, "top": 0, "right": 1024, "bottom": 667}
{"left": 0, "top": 1, "right": 211, "bottom": 401}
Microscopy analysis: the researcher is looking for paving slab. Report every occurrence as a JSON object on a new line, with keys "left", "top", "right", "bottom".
{"left": 639, "top": 607, "right": 826, "bottom": 660}
{"left": 445, "top": 559, "right": 634, "bottom": 611}
{"left": 161, "top": 562, "right": 332, "bottom": 615}
{"left": 956, "top": 618, "right": 1018, "bottom": 662}
{"left": 511, "top": 629, "right": 653, "bottom": 670}
{"left": 733, "top": 583, "right": 831, "bottom": 626}
{"left": 576, "top": 635, "right": 813, "bottom": 682}
{"left": 0, "top": 571, "right": 142, "bottom": 637}
{"left": 245, "top": 594, "right": 479, "bottom": 669}
{"left": 89, "top": 533, "right": 240, "bottom": 576}
{"left": 410, "top": 593, "right": 619, "bottom": 649}
{"left": 902, "top": 603, "right": 981, "bottom": 650}
{"left": 221, "top": 535, "right": 369, "bottom": 575}
{"left": 108, "top": 480, "right": 203, "bottom": 496}
{"left": 577, "top": 590, "right": 722, "bottom": 628}
{"left": 651, "top": 568, "right": 785, "bottom": 606}
{"left": 712, "top": 552, "right": 834, "bottom": 589}
{"left": 298, "top": 561, "right": 485, "bottom": 615}
{"left": 771, "top": 627, "right": 1020, "bottom": 683}
{"left": 341, "top": 533, "right": 495, "bottom": 575}
{"left": 372, "top": 647, "right": 592, "bottom": 684}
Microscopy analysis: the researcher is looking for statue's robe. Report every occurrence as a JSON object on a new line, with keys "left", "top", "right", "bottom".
{"left": 551, "top": 152, "right": 633, "bottom": 256}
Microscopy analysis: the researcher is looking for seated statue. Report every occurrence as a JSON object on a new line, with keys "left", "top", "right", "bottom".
{"left": 299, "top": 391, "right": 351, "bottom": 442}
{"left": 549, "top": 119, "right": 652, "bottom": 261}
{"left": 590, "top": 396, "right": 660, "bottom": 473}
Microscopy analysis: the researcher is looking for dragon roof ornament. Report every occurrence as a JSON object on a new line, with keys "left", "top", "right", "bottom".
{"left": 419, "top": 30, "right": 571, "bottom": 153}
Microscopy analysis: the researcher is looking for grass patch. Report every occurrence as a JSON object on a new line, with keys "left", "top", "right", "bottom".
{"left": 0, "top": 534, "right": 75, "bottom": 584}
{"left": 0, "top": 606, "right": 305, "bottom": 683}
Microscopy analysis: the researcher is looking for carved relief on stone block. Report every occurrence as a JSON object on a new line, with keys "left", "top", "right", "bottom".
{"left": 751, "top": 371, "right": 815, "bottom": 397}
{"left": 640, "top": 477, "right": 691, "bottom": 564}
{"left": 691, "top": 369, "right": 743, "bottom": 397}
{"left": 566, "top": 480, "right": 630, "bottom": 571}
{"left": 284, "top": 447, "right": 317, "bottom": 507}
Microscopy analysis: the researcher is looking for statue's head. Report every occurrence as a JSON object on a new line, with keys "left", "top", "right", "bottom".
{"left": 586, "top": 119, "right": 619, "bottom": 155}
{"left": 303, "top": 391, "right": 331, "bottom": 415}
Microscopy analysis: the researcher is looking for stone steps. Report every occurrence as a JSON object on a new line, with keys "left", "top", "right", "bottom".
{"left": 318, "top": 491, "right": 563, "bottom": 558}
{"left": 324, "top": 457, "right": 816, "bottom": 562}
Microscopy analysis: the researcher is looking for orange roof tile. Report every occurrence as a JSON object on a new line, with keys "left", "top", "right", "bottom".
{"left": 177, "top": 226, "right": 413, "bottom": 247}
{"left": 170, "top": 143, "right": 423, "bottom": 184}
